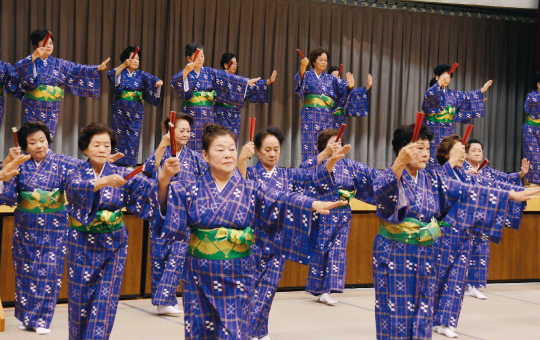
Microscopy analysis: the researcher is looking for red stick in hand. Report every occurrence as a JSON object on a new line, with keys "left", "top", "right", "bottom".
{"left": 42, "top": 31, "right": 52, "bottom": 48}
{"left": 336, "top": 124, "right": 346, "bottom": 141}
{"left": 296, "top": 49, "right": 306, "bottom": 59}
{"left": 462, "top": 124, "right": 474, "bottom": 145}
{"left": 338, "top": 64, "right": 344, "bottom": 77}
{"left": 227, "top": 60, "right": 234, "bottom": 71}
{"left": 249, "top": 118, "right": 256, "bottom": 141}
{"left": 131, "top": 47, "right": 140, "bottom": 59}
{"left": 169, "top": 111, "right": 177, "bottom": 155}
{"left": 192, "top": 48, "right": 201, "bottom": 63}
{"left": 478, "top": 158, "right": 490, "bottom": 171}
{"left": 412, "top": 112, "right": 426, "bottom": 142}
{"left": 448, "top": 62, "right": 459, "bottom": 75}
{"left": 124, "top": 165, "right": 143, "bottom": 180}
{"left": 12, "top": 127, "right": 19, "bottom": 147}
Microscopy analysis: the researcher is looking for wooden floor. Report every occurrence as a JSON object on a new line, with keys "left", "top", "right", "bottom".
{"left": 3, "top": 283, "right": 539, "bottom": 339}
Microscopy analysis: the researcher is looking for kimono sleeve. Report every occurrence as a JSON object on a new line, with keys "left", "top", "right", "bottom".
{"left": 485, "top": 167, "right": 522, "bottom": 186}
{"left": 422, "top": 83, "right": 445, "bottom": 113}
{"left": 254, "top": 183, "right": 316, "bottom": 264}
{"left": 15, "top": 55, "right": 39, "bottom": 92}
{"left": 211, "top": 68, "right": 249, "bottom": 108}
{"left": 525, "top": 91, "right": 540, "bottom": 115}
{"left": 65, "top": 170, "right": 101, "bottom": 225}
{"left": 245, "top": 79, "right": 269, "bottom": 104}
{"left": 170, "top": 70, "right": 189, "bottom": 100}
{"left": 294, "top": 71, "right": 305, "bottom": 98}
{"left": 453, "top": 89, "right": 485, "bottom": 123}
{"left": 61, "top": 59, "right": 101, "bottom": 98}
{"left": 0, "top": 176, "right": 19, "bottom": 207}
{"left": 299, "top": 156, "right": 318, "bottom": 169}
{"left": 292, "top": 164, "right": 334, "bottom": 196}
{"left": 374, "top": 169, "right": 409, "bottom": 223}
{"left": 345, "top": 86, "right": 369, "bottom": 117}
{"left": 123, "top": 173, "right": 159, "bottom": 220}
{"left": 350, "top": 160, "right": 380, "bottom": 205}
{"left": 3, "top": 62, "right": 21, "bottom": 98}
{"left": 142, "top": 149, "right": 159, "bottom": 179}
{"left": 107, "top": 69, "right": 123, "bottom": 96}
{"left": 58, "top": 155, "right": 86, "bottom": 189}
{"left": 157, "top": 180, "right": 190, "bottom": 242}
{"left": 141, "top": 70, "right": 162, "bottom": 106}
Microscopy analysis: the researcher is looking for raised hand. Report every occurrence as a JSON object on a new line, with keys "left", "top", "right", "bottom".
{"left": 247, "top": 77, "right": 261, "bottom": 86}
{"left": 108, "top": 153, "right": 125, "bottom": 164}
{"left": 346, "top": 72, "right": 355, "bottom": 89}
{"left": 161, "top": 157, "right": 181, "bottom": 180}
{"left": 367, "top": 74, "right": 373, "bottom": 91}
{"left": 32, "top": 47, "right": 47, "bottom": 61}
{"left": 266, "top": 70, "right": 277, "bottom": 85}
{"left": 0, "top": 154, "right": 31, "bottom": 181}
{"left": 481, "top": 80, "right": 493, "bottom": 93}
{"left": 311, "top": 200, "right": 348, "bottom": 215}
{"left": 98, "top": 57, "right": 111, "bottom": 71}
{"left": 509, "top": 187, "right": 540, "bottom": 201}
{"left": 519, "top": 158, "right": 530, "bottom": 178}
{"left": 156, "top": 80, "right": 164, "bottom": 87}
{"left": 239, "top": 141, "right": 256, "bottom": 161}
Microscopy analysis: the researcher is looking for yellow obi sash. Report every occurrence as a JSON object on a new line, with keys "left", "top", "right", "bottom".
{"left": 70, "top": 210, "right": 124, "bottom": 234}
{"left": 183, "top": 90, "right": 217, "bottom": 107}
{"left": 379, "top": 217, "right": 441, "bottom": 246}
{"left": 333, "top": 107, "right": 344, "bottom": 116}
{"left": 24, "top": 84, "right": 64, "bottom": 102}
{"left": 188, "top": 226, "right": 254, "bottom": 259}
{"left": 525, "top": 115, "right": 540, "bottom": 127}
{"left": 115, "top": 90, "right": 143, "bottom": 102}
{"left": 303, "top": 94, "right": 334, "bottom": 109}
{"left": 426, "top": 105, "right": 456, "bottom": 123}
{"left": 337, "top": 189, "right": 355, "bottom": 209}
{"left": 16, "top": 189, "right": 66, "bottom": 213}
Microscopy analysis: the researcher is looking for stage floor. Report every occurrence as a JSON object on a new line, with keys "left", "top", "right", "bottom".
{"left": 4, "top": 283, "right": 539, "bottom": 339}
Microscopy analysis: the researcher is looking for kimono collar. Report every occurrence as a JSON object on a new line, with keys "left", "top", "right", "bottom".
{"left": 255, "top": 160, "right": 277, "bottom": 176}
{"left": 192, "top": 66, "right": 204, "bottom": 77}
{"left": 313, "top": 69, "right": 324, "bottom": 79}
{"left": 203, "top": 167, "right": 239, "bottom": 193}
{"left": 91, "top": 161, "right": 109, "bottom": 179}
{"left": 403, "top": 169, "right": 419, "bottom": 183}
{"left": 451, "top": 166, "right": 467, "bottom": 182}
{"left": 464, "top": 160, "right": 479, "bottom": 171}
{"left": 125, "top": 68, "right": 137, "bottom": 77}
{"left": 33, "top": 149, "right": 52, "bottom": 167}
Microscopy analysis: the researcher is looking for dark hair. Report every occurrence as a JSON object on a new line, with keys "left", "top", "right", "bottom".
{"left": 254, "top": 126, "right": 284, "bottom": 150}
{"left": 328, "top": 66, "right": 339, "bottom": 74}
{"left": 120, "top": 46, "right": 141, "bottom": 63}
{"left": 466, "top": 138, "right": 483, "bottom": 152}
{"left": 309, "top": 47, "right": 329, "bottom": 68}
{"left": 220, "top": 52, "right": 236, "bottom": 70}
{"left": 392, "top": 124, "right": 434, "bottom": 155}
{"left": 78, "top": 123, "right": 117, "bottom": 152}
{"left": 532, "top": 72, "right": 540, "bottom": 91}
{"left": 317, "top": 128, "right": 344, "bottom": 153}
{"left": 31, "top": 28, "right": 53, "bottom": 49}
{"left": 429, "top": 63, "right": 453, "bottom": 87}
{"left": 201, "top": 124, "right": 235, "bottom": 152}
{"left": 185, "top": 42, "right": 204, "bottom": 58}
{"left": 18, "top": 122, "right": 53, "bottom": 151}
{"left": 436, "top": 134, "right": 462, "bottom": 165}
{"left": 161, "top": 113, "right": 194, "bottom": 133}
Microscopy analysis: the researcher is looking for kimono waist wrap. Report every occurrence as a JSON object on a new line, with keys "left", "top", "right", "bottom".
{"left": 337, "top": 189, "right": 355, "bottom": 209}
{"left": 378, "top": 217, "right": 441, "bottom": 246}
{"left": 24, "top": 84, "right": 64, "bottom": 102}
{"left": 188, "top": 226, "right": 255, "bottom": 260}
{"left": 525, "top": 115, "right": 540, "bottom": 127}
{"left": 333, "top": 107, "right": 344, "bottom": 116}
{"left": 17, "top": 188, "right": 66, "bottom": 213}
{"left": 115, "top": 90, "right": 143, "bottom": 102}
{"left": 427, "top": 105, "right": 456, "bottom": 123}
{"left": 183, "top": 90, "right": 217, "bottom": 107}
{"left": 303, "top": 94, "right": 334, "bottom": 109}
{"left": 70, "top": 210, "right": 124, "bottom": 234}
{"left": 215, "top": 101, "right": 235, "bottom": 109}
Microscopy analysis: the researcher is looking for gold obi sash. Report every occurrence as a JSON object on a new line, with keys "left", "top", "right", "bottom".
{"left": 183, "top": 90, "right": 217, "bottom": 107}
{"left": 378, "top": 217, "right": 441, "bottom": 246}
{"left": 303, "top": 94, "right": 334, "bottom": 109}
{"left": 525, "top": 115, "right": 540, "bottom": 127}
{"left": 70, "top": 210, "right": 124, "bottom": 234}
{"left": 115, "top": 90, "right": 143, "bottom": 102}
{"left": 24, "top": 84, "right": 64, "bottom": 102}
{"left": 426, "top": 105, "right": 456, "bottom": 123}
{"left": 16, "top": 189, "right": 66, "bottom": 213}
{"left": 188, "top": 226, "right": 254, "bottom": 259}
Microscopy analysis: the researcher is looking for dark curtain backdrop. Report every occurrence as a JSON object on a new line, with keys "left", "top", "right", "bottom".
{"left": 0, "top": 0, "right": 536, "bottom": 171}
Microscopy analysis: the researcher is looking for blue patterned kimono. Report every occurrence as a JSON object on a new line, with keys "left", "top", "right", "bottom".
{"left": 462, "top": 160, "right": 522, "bottom": 289}
{"left": 422, "top": 83, "right": 485, "bottom": 170}
{"left": 332, "top": 78, "right": 370, "bottom": 129}
{"left": 523, "top": 90, "right": 540, "bottom": 183}
{"left": 0, "top": 60, "right": 21, "bottom": 130}
{"left": 157, "top": 168, "right": 319, "bottom": 339}
{"left": 143, "top": 145, "right": 207, "bottom": 307}
{"left": 294, "top": 70, "right": 369, "bottom": 161}
{"left": 65, "top": 161, "right": 158, "bottom": 340}
{"left": 373, "top": 168, "right": 516, "bottom": 340}
{"left": 170, "top": 67, "right": 249, "bottom": 151}
{"left": 0, "top": 151, "right": 82, "bottom": 329}
{"left": 15, "top": 55, "right": 101, "bottom": 139}
{"left": 301, "top": 156, "right": 380, "bottom": 296}
{"left": 214, "top": 79, "right": 269, "bottom": 137}
{"left": 434, "top": 162, "right": 525, "bottom": 329}
{"left": 107, "top": 68, "right": 162, "bottom": 166}
{"left": 245, "top": 161, "right": 334, "bottom": 339}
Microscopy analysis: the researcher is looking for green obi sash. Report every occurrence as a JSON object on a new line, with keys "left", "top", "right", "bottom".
{"left": 426, "top": 105, "right": 456, "bottom": 123}
{"left": 188, "top": 226, "right": 254, "bottom": 259}
{"left": 70, "top": 210, "right": 124, "bottom": 234}
{"left": 16, "top": 189, "right": 66, "bottom": 213}
{"left": 333, "top": 107, "right": 344, "bottom": 116}
{"left": 183, "top": 90, "right": 217, "bottom": 107}
{"left": 525, "top": 115, "right": 540, "bottom": 127}
{"left": 115, "top": 90, "right": 143, "bottom": 102}
{"left": 215, "top": 101, "right": 235, "bottom": 109}
{"left": 337, "top": 189, "right": 355, "bottom": 209}
{"left": 24, "top": 84, "right": 64, "bottom": 102}
{"left": 303, "top": 94, "right": 334, "bottom": 109}
{"left": 378, "top": 217, "right": 441, "bottom": 246}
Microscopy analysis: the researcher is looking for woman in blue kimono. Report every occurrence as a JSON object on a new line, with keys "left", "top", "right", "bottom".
{"left": 108, "top": 46, "right": 163, "bottom": 166}
{"left": 155, "top": 124, "right": 345, "bottom": 339}
{"left": 0, "top": 122, "right": 84, "bottom": 335}
{"left": 372, "top": 124, "right": 538, "bottom": 340}
{"left": 65, "top": 123, "right": 161, "bottom": 340}
{"left": 15, "top": 28, "right": 110, "bottom": 139}
{"left": 463, "top": 139, "right": 528, "bottom": 300}
{"left": 214, "top": 52, "right": 276, "bottom": 137}
{"left": 170, "top": 43, "right": 262, "bottom": 152}
{"left": 522, "top": 72, "right": 540, "bottom": 184}
{"left": 422, "top": 64, "right": 492, "bottom": 170}
{"left": 0, "top": 58, "right": 21, "bottom": 130}
{"left": 143, "top": 113, "right": 207, "bottom": 316}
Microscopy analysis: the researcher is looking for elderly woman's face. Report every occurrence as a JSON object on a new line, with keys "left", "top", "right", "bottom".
{"left": 174, "top": 119, "right": 191, "bottom": 148}
{"left": 129, "top": 52, "right": 140, "bottom": 69}
{"left": 83, "top": 133, "right": 112, "bottom": 167}
{"left": 25, "top": 130, "right": 49, "bottom": 162}
{"left": 202, "top": 135, "right": 237, "bottom": 177}
{"left": 313, "top": 53, "right": 328, "bottom": 72}
{"left": 407, "top": 139, "right": 430, "bottom": 170}
{"left": 448, "top": 141, "right": 465, "bottom": 168}
{"left": 257, "top": 135, "right": 281, "bottom": 169}
{"left": 466, "top": 143, "right": 483, "bottom": 164}
{"left": 37, "top": 36, "right": 54, "bottom": 58}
